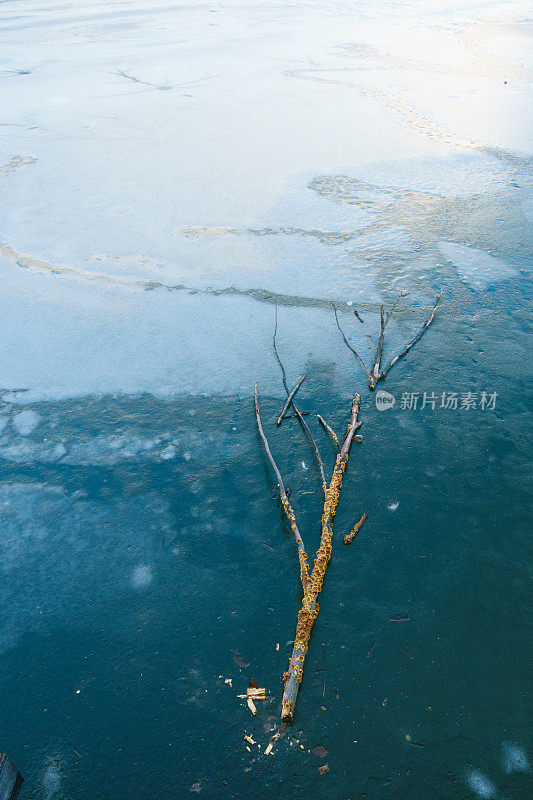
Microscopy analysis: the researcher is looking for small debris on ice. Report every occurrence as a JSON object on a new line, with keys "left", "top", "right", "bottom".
{"left": 247, "top": 698, "right": 257, "bottom": 715}
{"left": 388, "top": 502, "right": 399, "bottom": 511}
{"left": 390, "top": 612, "right": 409, "bottom": 622}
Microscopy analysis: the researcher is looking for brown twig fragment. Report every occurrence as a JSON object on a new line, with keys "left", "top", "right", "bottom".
{"left": 255, "top": 382, "right": 309, "bottom": 590}
{"left": 277, "top": 375, "right": 306, "bottom": 425}
{"left": 317, "top": 415, "right": 340, "bottom": 453}
{"left": 344, "top": 512, "right": 368, "bottom": 544}
{"left": 280, "top": 393, "right": 362, "bottom": 723}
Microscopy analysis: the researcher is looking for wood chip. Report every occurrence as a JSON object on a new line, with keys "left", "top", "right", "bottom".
{"left": 243, "top": 734, "right": 257, "bottom": 745}
{"left": 264, "top": 742, "right": 273, "bottom": 756}
{"left": 247, "top": 698, "right": 257, "bottom": 715}
{"left": 224, "top": 678, "right": 232, "bottom": 686}
{"left": 247, "top": 687, "right": 266, "bottom": 699}
{"left": 318, "top": 763, "right": 329, "bottom": 775}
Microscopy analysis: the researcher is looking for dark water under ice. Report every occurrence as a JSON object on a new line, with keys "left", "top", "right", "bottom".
{"left": 1, "top": 322, "right": 531, "bottom": 799}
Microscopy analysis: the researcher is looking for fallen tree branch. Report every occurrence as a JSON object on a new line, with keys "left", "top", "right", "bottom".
{"left": 255, "top": 382, "right": 309, "bottom": 590}
{"left": 280, "top": 393, "right": 362, "bottom": 723}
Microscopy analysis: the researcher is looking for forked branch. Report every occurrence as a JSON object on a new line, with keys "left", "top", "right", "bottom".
{"left": 334, "top": 294, "right": 441, "bottom": 390}
{"left": 280, "top": 392, "right": 362, "bottom": 723}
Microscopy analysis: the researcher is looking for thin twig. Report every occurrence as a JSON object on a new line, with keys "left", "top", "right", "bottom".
{"left": 333, "top": 304, "right": 371, "bottom": 379}
{"left": 380, "top": 295, "right": 441, "bottom": 380}
{"left": 255, "top": 382, "right": 309, "bottom": 590}
{"left": 293, "top": 405, "right": 327, "bottom": 490}
{"left": 317, "top": 415, "right": 340, "bottom": 452}
{"left": 344, "top": 512, "right": 368, "bottom": 544}
{"left": 273, "top": 308, "right": 326, "bottom": 490}
{"left": 273, "top": 306, "right": 289, "bottom": 394}
{"left": 277, "top": 375, "right": 306, "bottom": 425}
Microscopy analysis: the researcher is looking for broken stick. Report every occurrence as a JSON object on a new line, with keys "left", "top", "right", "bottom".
{"left": 344, "top": 512, "right": 368, "bottom": 544}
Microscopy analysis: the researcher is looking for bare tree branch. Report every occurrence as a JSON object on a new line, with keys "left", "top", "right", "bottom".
{"left": 281, "top": 392, "right": 362, "bottom": 723}
{"left": 255, "top": 382, "right": 309, "bottom": 591}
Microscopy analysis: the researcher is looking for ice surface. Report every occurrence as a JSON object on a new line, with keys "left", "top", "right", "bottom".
{"left": 0, "top": 0, "right": 530, "bottom": 402}
{"left": 438, "top": 241, "right": 518, "bottom": 289}
{"left": 12, "top": 409, "right": 40, "bottom": 435}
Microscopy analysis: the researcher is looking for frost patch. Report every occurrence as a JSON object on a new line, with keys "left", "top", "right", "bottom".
{"left": 160, "top": 445, "right": 176, "bottom": 460}
{"left": 439, "top": 242, "right": 517, "bottom": 290}
{"left": 131, "top": 565, "right": 153, "bottom": 590}
{"left": 501, "top": 741, "right": 530, "bottom": 774}
{"left": 465, "top": 770, "right": 496, "bottom": 799}
{"left": 40, "top": 756, "right": 63, "bottom": 799}
{"left": 12, "top": 409, "right": 40, "bottom": 436}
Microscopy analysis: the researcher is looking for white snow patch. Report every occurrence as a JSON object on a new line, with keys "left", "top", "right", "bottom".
{"left": 12, "top": 409, "right": 40, "bottom": 436}
{"left": 439, "top": 241, "right": 517, "bottom": 290}
{"left": 465, "top": 770, "right": 496, "bottom": 799}
{"left": 160, "top": 445, "right": 176, "bottom": 460}
{"left": 501, "top": 741, "right": 530, "bottom": 774}
{"left": 131, "top": 565, "right": 153, "bottom": 590}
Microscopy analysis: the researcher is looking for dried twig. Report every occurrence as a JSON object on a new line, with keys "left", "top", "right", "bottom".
{"left": 333, "top": 304, "right": 371, "bottom": 380}
{"left": 317, "top": 415, "right": 340, "bottom": 452}
{"left": 255, "top": 382, "right": 309, "bottom": 590}
{"left": 344, "top": 512, "right": 368, "bottom": 544}
{"left": 277, "top": 375, "right": 306, "bottom": 425}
